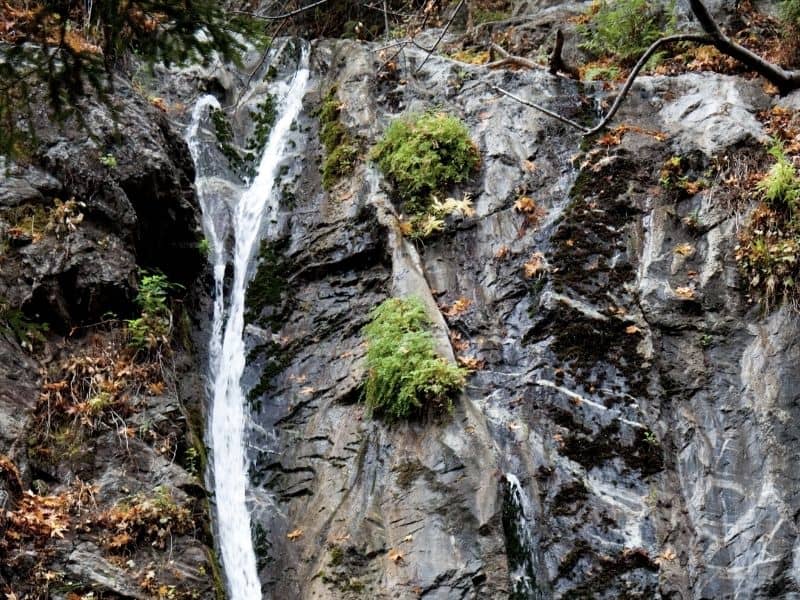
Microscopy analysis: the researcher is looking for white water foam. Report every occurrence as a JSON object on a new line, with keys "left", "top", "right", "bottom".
{"left": 186, "top": 43, "right": 310, "bottom": 599}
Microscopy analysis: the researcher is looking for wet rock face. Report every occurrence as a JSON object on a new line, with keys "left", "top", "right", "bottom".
{"left": 1, "top": 80, "right": 203, "bottom": 331}
{"left": 240, "top": 34, "right": 800, "bottom": 600}
{"left": 0, "top": 66, "right": 217, "bottom": 596}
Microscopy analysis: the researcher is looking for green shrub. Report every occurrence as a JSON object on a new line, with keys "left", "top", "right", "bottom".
{"left": 578, "top": 0, "right": 676, "bottom": 66}
{"left": 126, "top": 272, "right": 182, "bottom": 352}
{"left": 370, "top": 112, "right": 480, "bottom": 214}
{"left": 363, "top": 297, "right": 466, "bottom": 421}
{"left": 757, "top": 142, "right": 800, "bottom": 210}
{"left": 736, "top": 143, "right": 800, "bottom": 308}
{"left": 472, "top": 8, "right": 510, "bottom": 25}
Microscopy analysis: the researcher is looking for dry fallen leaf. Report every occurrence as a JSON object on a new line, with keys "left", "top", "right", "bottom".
{"left": 494, "top": 245, "right": 510, "bottom": 260}
{"left": 523, "top": 252, "right": 547, "bottom": 278}
{"left": 443, "top": 297, "right": 472, "bottom": 317}
{"left": 387, "top": 548, "right": 404, "bottom": 563}
{"left": 456, "top": 355, "right": 485, "bottom": 370}
{"left": 449, "top": 331, "right": 469, "bottom": 353}
{"left": 398, "top": 220, "right": 414, "bottom": 237}
{"left": 150, "top": 97, "right": 167, "bottom": 112}
{"left": 625, "top": 325, "right": 641, "bottom": 334}
{"left": 287, "top": 528, "right": 304, "bottom": 540}
{"left": 675, "top": 286, "right": 696, "bottom": 300}
{"left": 514, "top": 196, "right": 538, "bottom": 213}
{"left": 674, "top": 243, "right": 695, "bottom": 256}
{"left": 656, "top": 547, "right": 677, "bottom": 565}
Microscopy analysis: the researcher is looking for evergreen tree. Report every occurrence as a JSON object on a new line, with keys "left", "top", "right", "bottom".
{"left": 0, "top": 0, "right": 247, "bottom": 155}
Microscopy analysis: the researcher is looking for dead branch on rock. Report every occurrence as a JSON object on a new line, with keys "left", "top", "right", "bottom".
{"left": 413, "top": 0, "right": 467, "bottom": 73}
{"left": 490, "top": 0, "right": 800, "bottom": 136}
{"left": 548, "top": 30, "right": 579, "bottom": 79}
{"left": 688, "top": 0, "right": 800, "bottom": 95}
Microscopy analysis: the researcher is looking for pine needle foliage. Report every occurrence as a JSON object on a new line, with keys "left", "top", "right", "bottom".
{"left": 782, "top": 0, "right": 800, "bottom": 26}
{"left": 363, "top": 297, "right": 466, "bottom": 421}
{"left": 370, "top": 112, "right": 480, "bottom": 214}
{"left": 0, "top": 0, "right": 249, "bottom": 156}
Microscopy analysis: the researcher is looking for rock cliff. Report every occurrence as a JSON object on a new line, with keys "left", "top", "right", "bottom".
{"left": 3, "top": 0, "right": 800, "bottom": 598}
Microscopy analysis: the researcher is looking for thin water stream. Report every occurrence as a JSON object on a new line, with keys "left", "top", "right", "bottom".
{"left": 185, "top": 43, "right": 310, "bottom": 599}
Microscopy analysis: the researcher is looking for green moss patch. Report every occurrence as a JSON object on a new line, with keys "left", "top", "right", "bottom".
{"left": 318, "top": 86, "right": 359, "bottom": 190}
{"left": 370, "top": 111, "right": 480, "bottom": 215}
{"left": 363, "top": 297, "right": 466, "bottom": 421}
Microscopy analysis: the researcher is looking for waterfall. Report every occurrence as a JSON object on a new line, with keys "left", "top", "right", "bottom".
{"left": 186, "top": 43, "right": 310, "bottom": 599}
{"left": 503, "top": 474, "right": 549, "bottom": 600}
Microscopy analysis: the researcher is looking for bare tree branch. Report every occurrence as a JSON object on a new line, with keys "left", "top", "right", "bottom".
{"left": 583, "top": 32, "right": 710, "bottom": 135}
{"left": 229, "top": 0, "right": 329, "bottom": 21}
{"left": 482, "top": 43, "right": 543, "bottom": 70}
{"left": 486, "top": 0, "right": 800, "bottom": 137}
{"left": 413, "top": 0, "right": 466, "bottom": 73}
{"left": 490, "top": 85, "right": 590, "bottom": 132}
{"left": 548, "top": 30, "right": 579, "bottom": 79}
{"left": 689, "top": 0, "right": 800, "bottom": 94}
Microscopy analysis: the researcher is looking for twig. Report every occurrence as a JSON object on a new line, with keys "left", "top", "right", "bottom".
{"left": 548, "top": 29, "right": 579, "bottom": 79}
{"left": 583, "top": 32, "right": 710, "bottom": 135}
{"left": 413, "top": 0, "right": 466, "bottom": 73}
{"left": 490, "top": 85, "right": 590, "bottom": 133}
{"left": 229, "top": 0, "right": 329, "bottom": 21}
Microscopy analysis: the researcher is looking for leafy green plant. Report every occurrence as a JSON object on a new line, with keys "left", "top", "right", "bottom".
{"left": 583, "top": 64, "right": 621, "bottom": 81}
{"left": 99, "top": 153, "right": 118, "bottom": 168}
{"left": 578, "top": 0, "right": 677, "bottom": 66}
{"left": 363, "top": 297, "right": 466, "bottom": 421}
{"left": 126, "top": 272, "right": 182, "bottom": 352}
{"left": 198, "top": 237, "right": 212, "bottom": 257}
{"left": 736, "top": 142, "right": 800, "bottom": 308}
{"left": 370, "top": 111, "right": 480, "bottom": 214}
{"left": 0, "top": 298, "right": 49, "bottom": 352}
{"left": 757, "top": 142, "right": 800, "bottom": 210}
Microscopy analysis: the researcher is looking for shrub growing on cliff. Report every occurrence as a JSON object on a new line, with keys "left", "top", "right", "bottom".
{"left": 578, "top": 0, "right": 676, "bottom": 66}
{"left": 736, "top": 143, "right": 800, "bottom": 308}
{"left": 127, "top": 272, "right": 182, "bottom": 352}
{"left": 363, "top": 297, "right": 466, "bottom": 421}
{"left": 783, "top": 0, "right": 800, "bottom": 27}
{"left": 370, "top": 112, "right": 480, "bottom": 214}
{"left": 757, "top": 143, "right": 800, "bottom": 209}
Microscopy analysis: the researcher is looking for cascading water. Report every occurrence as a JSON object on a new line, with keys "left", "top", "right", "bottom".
{"left": 185, "top": 43, "right": 310, "bottom": 599}
{"left": 503, "top": 474, "right": 549, "bottom": 600}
